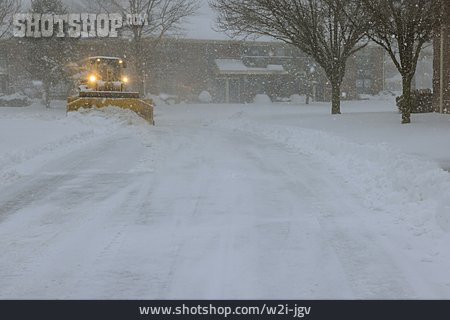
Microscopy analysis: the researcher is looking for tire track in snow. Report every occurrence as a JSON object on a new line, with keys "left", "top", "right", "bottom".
{"left": 0, "top": 132, "right": 155, "bottom": 298}
{"left": 232, "top": 127, "right": 439, "bottom": 299}
{"left": 1, "top": 110, "right": 446, "bottom": 299}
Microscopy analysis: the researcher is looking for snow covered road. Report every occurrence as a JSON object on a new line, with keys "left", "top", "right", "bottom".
{"left": 1, "top": 102, "right": 450, "bottom": 299}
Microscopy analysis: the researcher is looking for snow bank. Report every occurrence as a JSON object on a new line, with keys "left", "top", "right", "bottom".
{"left": 359, "top": 91, "right": 398, "bottom": 101}
{"left": 0, "top": 106, "right": 153, "bottom": 185}
{"left": 146, "top": 94, "right": 166, "bottom": 107}
{"left": 0, "top": 93, "right": 32, "bottom": 107}
{"left": 221, "top": 116, "right": 450, "bottom": 234}
{"left": 290, "top": 94, "right": 306, "bottom": 104}
{"left": 159, "top": 93, "right": 179, "bottom": 105}
{"left": 67, "top": 106, "right": 149, "bottom": 128}
{"left": 253, "top": 94, "right": 272, "bottom": 104}
{"left": 69, "top": 106, "right": 159, "bottom": 172}
{"left": 198, "top": 91, "right": 212, "bottom": 103}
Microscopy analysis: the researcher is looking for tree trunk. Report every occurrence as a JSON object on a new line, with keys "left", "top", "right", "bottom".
{"left": 305, "top": 81, "right": 313, "bottom": 104}
{"left": 136, "top": 61, "right": 145, "bottom": 96}
{"left": 331, "top": 80, "right": 341, "bottom": 114}
{"left": 134, "top": 39, "right": 145, "bottom": 96}
{"left": 132, "top": 38, "right": 145, "bottom": 96}
{"left": 401, "top": 76, "right": 413, "bottom": 124}
{"left": 43, "top": 81, "right": 51, "bottom": 108}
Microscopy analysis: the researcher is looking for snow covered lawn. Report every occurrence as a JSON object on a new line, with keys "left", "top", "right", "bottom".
{"left": 0, "top": 98, "right": 449, "bottom": 299}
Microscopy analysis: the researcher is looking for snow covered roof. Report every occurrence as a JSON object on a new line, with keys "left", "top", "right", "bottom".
{"left": 215, "top": 59, "right": 287, "bottom": 75}
{"left": 266, "top": 65, "right": 285, "bottom": 71}
{"left": 215, "top": 59, "right": 247, "bottom": 72}
{"left": 89, "top": 56, "right": 122, "bottom": 60}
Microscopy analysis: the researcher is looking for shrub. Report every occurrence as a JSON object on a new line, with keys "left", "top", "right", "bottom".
{"left": 0, "top": 93, "right": 32, "bottom": 107}
{"left": 396, "top": 89, "right": 433, "bottom": 114}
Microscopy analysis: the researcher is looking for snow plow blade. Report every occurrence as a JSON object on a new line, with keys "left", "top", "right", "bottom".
{"left": 67, "top": 94, "right": 154, "bottom": 124}
{"left": 78, "top": 91, "right": 141, "bottom": 99}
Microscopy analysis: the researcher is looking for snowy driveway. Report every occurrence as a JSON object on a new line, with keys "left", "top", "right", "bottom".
{"left": 0, "top": 102, "right": 449, "bottom": 299}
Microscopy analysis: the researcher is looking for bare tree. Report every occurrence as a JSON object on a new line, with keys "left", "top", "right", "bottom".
{"left": 211, "top": 0, "right": 370, "bottom": 114}
{"left": 94, "top": 0, "right": 199, "bottom": 95}
{"left": 0, "top": 0, "right": 21, "bottom": 38}
{"left": 23, "top": 0, "right": 73, "bottom": 108}
{"left": 361, "top": 0, "right": 441, "bottom": 124}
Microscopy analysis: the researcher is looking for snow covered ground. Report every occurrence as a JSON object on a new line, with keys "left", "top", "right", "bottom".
{"left": 0, "top": 98, "right": 449, "bottom": 299}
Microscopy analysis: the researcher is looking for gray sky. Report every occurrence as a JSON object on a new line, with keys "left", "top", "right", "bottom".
{"left": 60, "top": 0, "right": 227, "bottom": 40}
{"left": 183, "top": 0, "right": 229, "bottom": 40}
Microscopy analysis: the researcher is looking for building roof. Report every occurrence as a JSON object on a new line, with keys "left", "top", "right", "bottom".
{"left": 89, "top": 56, "right": 122, "bottom": 60}
{"left": 215, "top": 59, "right": 287, "bottom": 75}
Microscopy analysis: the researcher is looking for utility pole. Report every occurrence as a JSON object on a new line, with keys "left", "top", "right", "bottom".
{"left": 382, "top": 51, "right": 386, "bottom": 92}
{"left": 440, "top": 24, "right": 445, "bottom": 114}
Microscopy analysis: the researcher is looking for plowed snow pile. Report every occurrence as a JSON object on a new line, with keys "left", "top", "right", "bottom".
{"left": 219, "top": 112, "right": 450, "bottom": 270}
{"left": 0, "top": 105, "right": 152, "bottom": 185}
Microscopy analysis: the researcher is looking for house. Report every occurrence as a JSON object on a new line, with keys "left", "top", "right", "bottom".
{"left": 146, "top": 39, "right": 384, "bottom": 103}
{"left": 147, "top": 39, "right": 306, "bottom": 103}
{"left": 0, "top": 36, "right": 384, "bottom": 103}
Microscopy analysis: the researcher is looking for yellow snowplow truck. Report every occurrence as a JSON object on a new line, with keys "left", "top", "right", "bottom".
{"left": 67, "top": 56, "right": 154, "bottom": 124}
